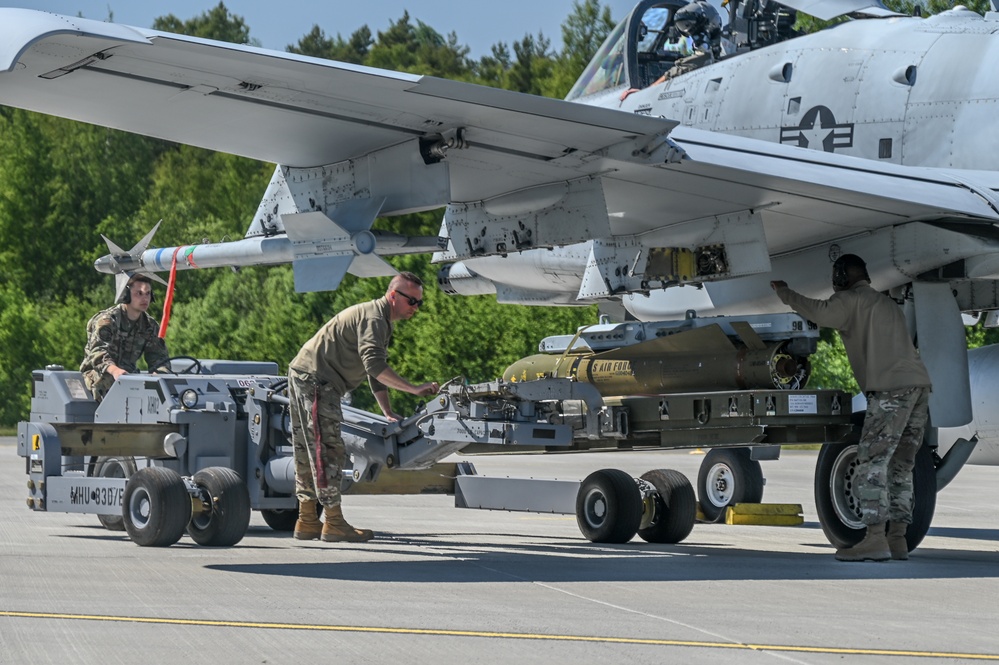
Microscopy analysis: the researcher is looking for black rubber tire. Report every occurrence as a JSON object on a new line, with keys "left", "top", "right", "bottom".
{"left": 261, "top": 501, "right": 322, "bottom": 532}
{"left": 637, "top": 469, "right": 696, "bottom": 544}
{"left": 187, "top": 467, "right": 251, "bottom": 547}
{"left": 93, "top": 455, "right": 137, "bottom": 531}
{"left": 576, "top": 469, "right": 642, "bottom": 543}
{"left": 261, "top": 508, "right": 297, "bottom": 532}
{"left": 815, "top": 439, "right": 937, "bottom": 552}
{"left": 696, "top": 448, "right": 764, "bottom": 522}
{"left": 122, "top": 467, "right": 192, "bottom": 547}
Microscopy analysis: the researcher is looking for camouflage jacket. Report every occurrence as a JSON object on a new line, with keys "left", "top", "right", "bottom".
{"left": 80, "top": 304, "right": 169, "bottom": 383}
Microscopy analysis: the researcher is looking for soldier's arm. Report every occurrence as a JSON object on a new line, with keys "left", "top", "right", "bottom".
{"left": 775, "top": 286, "right": 852, "bottom": 331}
{"left": 84, "top": 316, "right": 127, "bottom": 379}
{"left": 143, "top": 334, "right": 170, "bottom": 371}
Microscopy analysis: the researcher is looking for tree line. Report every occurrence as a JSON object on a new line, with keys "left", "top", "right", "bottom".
{"left": 0, "top": 0, "right": 991, "bottom": 425}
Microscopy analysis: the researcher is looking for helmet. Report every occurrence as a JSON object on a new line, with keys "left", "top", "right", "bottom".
{"left": 674, "top": 1, "right": 722, "bottom": 39}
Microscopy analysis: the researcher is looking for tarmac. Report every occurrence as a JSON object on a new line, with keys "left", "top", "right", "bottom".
{"left": 2, "top": 436, "right": 997, "bottom": 664}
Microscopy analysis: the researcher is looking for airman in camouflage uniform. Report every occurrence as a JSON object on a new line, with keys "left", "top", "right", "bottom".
{"left": 772, "top": 254, "right": 931, "bottom": 562}
{"left": 80, "top": 275, "right": 169, "bottom": 402}
{"left": 288, "top": 272, "right": 439, "bottom": 543}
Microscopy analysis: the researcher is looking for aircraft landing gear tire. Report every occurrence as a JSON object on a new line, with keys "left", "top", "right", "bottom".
{"left": 637, "top": 469, "right": 696, "bottom": 544}
{"left": 697, "top": 448, "right": 764, "bottom": 522}
{"left": 260, "top": 508, "right": 295, "bottom": 532}
{"left": 814, "top": 440, "right": 936, "bottom": 552}
{"left": 122, "top": 467, "right": 192, "bottom": 547}
{"left": 576, "top": 469, "right": 642, "bottom": 543}
{"left": 92, "top": 455, "right": 137, "bottom": 531}
{"left": 188, "top": 467, "right": 252, "bottom": 547}
{"left": 261, "top": 501, "right": 323, "bottom": 532}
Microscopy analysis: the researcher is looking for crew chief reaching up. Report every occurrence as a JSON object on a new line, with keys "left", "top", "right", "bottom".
{"left": 772, "top": 254, "right": 932, "bottom": 562}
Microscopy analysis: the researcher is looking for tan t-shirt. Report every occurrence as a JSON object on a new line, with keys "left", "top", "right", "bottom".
{"left": 775, "top": 281, "right": 932, "bottom": 392}
{"left": 289, "top": 297, "right": 393, "bottom": 395}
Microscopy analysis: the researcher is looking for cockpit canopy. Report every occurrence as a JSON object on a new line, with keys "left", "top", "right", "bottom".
{"left": 565, "top": 0, "right": 799, "bottom": 102}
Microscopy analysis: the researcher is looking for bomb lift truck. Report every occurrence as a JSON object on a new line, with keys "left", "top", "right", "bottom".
{"left": 18, "top": 313, "right": 863, "bottom": 548}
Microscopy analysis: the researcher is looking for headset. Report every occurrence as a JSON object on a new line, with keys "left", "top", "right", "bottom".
{"left": 116, "top": 276, "right": 155, "bottom": 304}
{"left": 831, "top": 254, "right": 869, "bottom": 290}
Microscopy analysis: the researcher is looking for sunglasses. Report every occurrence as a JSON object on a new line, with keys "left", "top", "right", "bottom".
{"left": 393, "top": 289, "right": 423, "bottom": 307}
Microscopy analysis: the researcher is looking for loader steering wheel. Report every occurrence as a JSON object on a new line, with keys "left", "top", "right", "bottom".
{"left": 148, "top": 356, "right": 203, "bottom": 375}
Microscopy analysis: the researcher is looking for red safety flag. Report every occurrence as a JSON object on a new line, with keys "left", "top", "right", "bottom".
{"left": 158, "top": 247, "right": 182, "bottom": 339}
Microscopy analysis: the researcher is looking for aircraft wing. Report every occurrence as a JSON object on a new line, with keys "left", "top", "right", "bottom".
{"left": 2, "top": 8, "right": 999, "bottom": 282}
{"left": 0, "top": 8, "right": 674, "bottom": 207}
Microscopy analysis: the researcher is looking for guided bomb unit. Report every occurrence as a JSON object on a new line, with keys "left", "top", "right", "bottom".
{"left": 504, "top": 316, "right": 812, "bottom": 396}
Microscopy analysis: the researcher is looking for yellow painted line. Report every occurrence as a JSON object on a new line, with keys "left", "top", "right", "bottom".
{"left": 1, "top": 610, "right": 998, "bottom": 659}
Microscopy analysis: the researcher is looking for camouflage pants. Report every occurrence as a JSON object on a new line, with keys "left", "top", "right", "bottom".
{"left": 855, "top": 386, "right": 930, "bottom": 525}
{"left": 288, "top": 368, "right": 346, "bottom": 508}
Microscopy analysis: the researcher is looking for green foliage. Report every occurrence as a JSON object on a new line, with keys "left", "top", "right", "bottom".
{"left": 366, "top": 12, "right": 472, "bottom": 79}
{"left": 807, "top": 330, "right": 859, "bottom": 394}
{"left": 0, "top": 283, "right": 47, "bottom": 424}
{"left": 0, "top": 111, "right": 163, "bottom": 300}
{"left": 287, "top": 25, "right": 373, "bottom": 62}
{"left": 152, "top": 2, "right": 256, "bottom": 45}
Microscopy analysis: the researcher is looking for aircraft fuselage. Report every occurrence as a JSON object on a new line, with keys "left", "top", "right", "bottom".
{"left": 619, "top": 9, "right": 999, "bottom": 172}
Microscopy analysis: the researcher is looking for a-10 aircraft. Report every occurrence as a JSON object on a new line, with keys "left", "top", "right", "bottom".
{"left": 2, "top": 0, "right": 999, "bottom": 548}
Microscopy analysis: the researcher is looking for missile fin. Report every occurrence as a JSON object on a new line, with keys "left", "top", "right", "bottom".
{"left": 729, "top": 320, "right": 768, "bottom": 351}
{"left": 293, "top": 255, "right": 353, "bottom": 293}
{"left": 101, "top": 234, "right": 127, "bottom": 257}
{"left": 349, "top": 253, "right": 399, "bottom": 278}
{"left": 129, "top": 219, "right": 162, "bottom": 254}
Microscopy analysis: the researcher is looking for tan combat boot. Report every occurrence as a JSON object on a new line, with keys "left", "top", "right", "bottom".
{"left": 887, "top": 521, "right": 909, "bottom": 560}
{"left": 293, "top": 499, "right": 323, "bottom": 541}
{"left": 321, "top": 504, "right": 374, "bottom": 543}
{"left": 835, "top": 521, "right": 890, "bottom": 562}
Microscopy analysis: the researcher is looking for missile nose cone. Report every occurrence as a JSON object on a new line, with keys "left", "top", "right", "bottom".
{"left": 94, "top": 255, "right": 116, "bottom": 274}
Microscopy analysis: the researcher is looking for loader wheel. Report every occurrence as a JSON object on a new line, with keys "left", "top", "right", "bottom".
{"left": 576, "top": 469, "right": 642, "bottom": 543}
{"left": 697, "top": 448, "right": 764, "bottom": 522}
{"left": 637, "top": 469, "right": 696, "bottom": 544}
{"left": 93, "top": 455, "right": 137, "bottom": 531}
{"left": 123, "top": 467, "right": 192, "bottom": 547}
{"left": 188, "top": 467, "right": 251, "bottom": 547}
{"left": 815, "top": 440, "right": 936, "bottom": 552}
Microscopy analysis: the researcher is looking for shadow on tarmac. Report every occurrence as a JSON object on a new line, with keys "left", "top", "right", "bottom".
{"left": 203, "top": 532, "right": 999, "bottom": 584}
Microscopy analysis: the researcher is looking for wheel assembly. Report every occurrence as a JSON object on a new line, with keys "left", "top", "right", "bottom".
{"left": 696, "top": 448, "right": 764, "bottom": 522}
{"left": 92, "top": 455, "right": 137, "bottom": 531}
{"left": 815, "top": 439, "right": 936, "bottom": 551}
{"left": 636, "top": 468, "right": 696, "bottom": 544}
{"left": 188, "top": 467, "right": 251, "bottom": 547}
{"left": 575, "top": 468, "right": 643, "bottom": 543}
{"left": 122, "top": 466, "right": 192, "bottom": 547}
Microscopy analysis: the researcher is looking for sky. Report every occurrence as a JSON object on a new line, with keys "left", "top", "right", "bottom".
{"left": 11, "top": 0, "right": 641, "bottom": 59}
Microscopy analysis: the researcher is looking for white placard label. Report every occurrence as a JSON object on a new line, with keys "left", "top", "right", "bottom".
{"left": 787, "top": 394, "right": 817, "bottom": 414}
